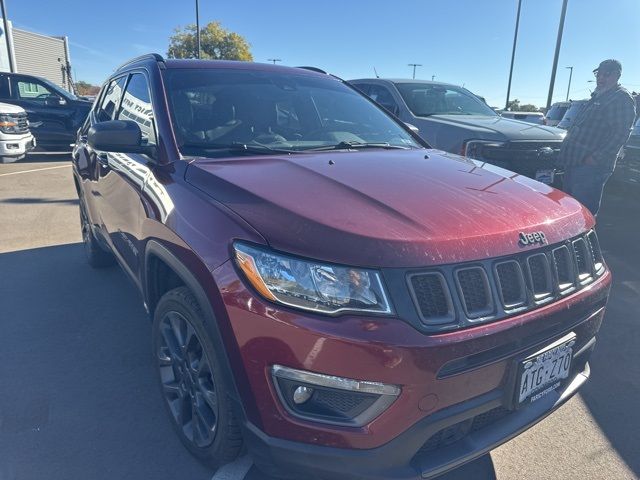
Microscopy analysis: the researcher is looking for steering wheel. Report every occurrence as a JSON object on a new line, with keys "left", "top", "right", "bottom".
{"left": 35, "top": 93, "right": 53, "bottom": 99}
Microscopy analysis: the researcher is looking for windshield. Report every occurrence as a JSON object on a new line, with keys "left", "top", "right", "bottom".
{"left": 162, "top": 69, "right": 421, "bottom": 157}
{"left": 40, "top": 77, "right": 78, "bottom": 101}
{"left": 395, "top": 83, "right": 497, "bottom": 117}
{"left": 546, "top": 104, "right": 569, "bottom": 121}
{"left": 558, "top": 101, "right": 587, "bottom": 127}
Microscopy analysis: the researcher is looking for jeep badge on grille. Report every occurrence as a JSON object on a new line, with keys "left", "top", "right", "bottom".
{"left": 519, "top": 231, "right": 547, "bottom": 246}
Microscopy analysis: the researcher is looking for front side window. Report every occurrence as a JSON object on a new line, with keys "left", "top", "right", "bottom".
{"left": 12, "top": 78, "right": 55, "bottom": 102}
{"left": 97, "top": 77, "right": 127, "bottom": 122}
{"left": 117, "top": 73, "right": 156, "bottom": 146}
{"left": 163, "top": 68, "right": 421, "bottom": 157}
{"left": 395, "top": 83, "right": 497, "bottom": 117}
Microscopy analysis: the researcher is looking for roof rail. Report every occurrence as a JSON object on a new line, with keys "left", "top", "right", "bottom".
{"left": 296, "top": 66, "right": 327, "bottom": 74}
{"left": 116, "top": 53, "right": 165, "bottom": 72}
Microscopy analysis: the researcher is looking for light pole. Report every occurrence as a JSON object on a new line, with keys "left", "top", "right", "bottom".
{"left": 268, "top": 58, "right": 282, "bottom": 65}
{"left": 408, "top": 63, "right": 422, "bottom": 79}
{"left": 0, "top": 0, "right": 15, "bottom": 73}
{"left": 505, "top": 0, "right": 523, "bottom": 110}
{"left": 431, "top": 75, "right": 436, "bottom": 81}
{"left": 546, "top": 0, "right": 569, "bottom": 110}
{"left": 195, "top": 0, "right": 201, "bottom": 59}
{"left": 565, "top": 66, "right": 573, "bottom": 101}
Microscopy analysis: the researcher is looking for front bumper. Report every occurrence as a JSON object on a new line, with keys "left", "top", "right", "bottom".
{"left": 213, "top": 260, "right": 610, "bottom": 479}
{"left": 0, "top": 133, "right": 36, "bottom": 161}
{"left": 244, "top": 359, "right": 592, "bottom": 480}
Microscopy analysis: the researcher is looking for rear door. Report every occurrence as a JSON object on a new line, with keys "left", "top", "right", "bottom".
{"left": 95, "top": 72, "right": 158, "bottom": 278}
{"left": 8, "top": 75, "right": 77, "bottom": 148}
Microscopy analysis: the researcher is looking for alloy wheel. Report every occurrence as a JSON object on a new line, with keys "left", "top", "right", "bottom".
{"left": 157, "top": 311, "right": 219, "bottom": 448}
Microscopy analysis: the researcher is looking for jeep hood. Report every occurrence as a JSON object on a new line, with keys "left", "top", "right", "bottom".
{"left": 186, "top": 149, "right": 592, "bottom": 268}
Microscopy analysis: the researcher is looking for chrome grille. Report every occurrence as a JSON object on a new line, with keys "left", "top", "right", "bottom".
{"left": 406, "top": 230, "right": 606, "bottom": 331}
{"left": 12, "top": 113, "right": 30, "bottom": 134}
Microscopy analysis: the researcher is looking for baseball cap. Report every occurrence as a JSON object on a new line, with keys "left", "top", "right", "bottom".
{"left": 593, "top": 59, "right": 622, "bottom": 74}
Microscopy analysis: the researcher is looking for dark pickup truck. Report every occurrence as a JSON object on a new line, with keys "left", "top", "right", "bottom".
{"left": 0, "top": 72, "right": 92, "bottom": 151}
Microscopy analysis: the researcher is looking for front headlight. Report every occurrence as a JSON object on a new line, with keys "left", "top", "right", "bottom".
{"left": 233, "top": 242, "right": 393, "bottom": 315}
{"left": 462, "top": 140, "right": 506, "bottom": 160}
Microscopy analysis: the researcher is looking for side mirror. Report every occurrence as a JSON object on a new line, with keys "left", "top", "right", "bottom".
{"left": 404, "top": 123, "right": 420, "bottom": 134}
{"left": 88, "top": 120, "right": 156, "bottom": 158}
{"left": 44, "top": 96, "right": 66, "bottom": 106}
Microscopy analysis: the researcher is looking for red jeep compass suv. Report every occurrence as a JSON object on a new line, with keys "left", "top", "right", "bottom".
{"left": 72, "top": 54, "right": 611, "bottom": 479}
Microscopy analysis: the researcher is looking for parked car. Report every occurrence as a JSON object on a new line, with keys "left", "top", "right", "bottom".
{"left": 544, "top": 101, "right": 570, "bottom": 127}
{"left": 0, "top": 102, "right": 35, "bottom": 163}
{"left": 500, "top": 111, "right": 545, "bottom": 125}
{"left": 350, "top": 78, "right": 566, "bottom": 185}
{"left": 73, "top": 54, "right": 611, "bottom": 480}
{"left": 0, "top": 72, "right": 92, "bottom": 151}
{"left": 612, "top": 117, "right": 640, "bottom": 188}
{"left": 557, "top": 99, "right": 588, "bottom": 130}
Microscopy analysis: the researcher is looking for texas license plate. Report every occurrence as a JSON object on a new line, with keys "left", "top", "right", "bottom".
{"left": 517, "top": 334, "right": 575, "bottom": 405}
{"left": 535, "top": 169, "right": 555, "bottom": 184}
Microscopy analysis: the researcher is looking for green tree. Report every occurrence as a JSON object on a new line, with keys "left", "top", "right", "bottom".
{"left": 75, "top": 81, "right": 100, "bottom": 96}
{"left": 167, "top": 21, "right": 253, "bottom": 61}
{"left": 506, "top": 99, "right": 520, "bottom": 111}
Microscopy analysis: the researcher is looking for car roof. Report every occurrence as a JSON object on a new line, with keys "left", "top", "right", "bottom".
{"left": 114, "top": 53, "right": 330, "bottom": 79}
{"left": 350, "top": 78, "right": 459, "bottom": 88}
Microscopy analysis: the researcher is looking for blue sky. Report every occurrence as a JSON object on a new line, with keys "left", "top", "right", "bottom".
{"left": 9, "top": 0, "right": 640, "bottom": 107}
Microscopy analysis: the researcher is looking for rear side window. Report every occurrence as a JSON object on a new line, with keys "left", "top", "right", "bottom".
{"left": 97, "top": 77, "right": 127, "bottom": 122}
{"left": 117, "top": 73, "right": 156, "bottom": 146}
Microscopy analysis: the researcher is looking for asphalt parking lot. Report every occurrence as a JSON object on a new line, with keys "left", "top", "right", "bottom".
{"left": 0, "top": 154, "right": 638, "bottom": 480}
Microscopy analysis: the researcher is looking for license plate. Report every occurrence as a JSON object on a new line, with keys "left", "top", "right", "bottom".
{"left": 517, "top": 334, "right": 575, "bottom": 405}
{"left": 535, "top": 169, "right": 555, "bottom": 184}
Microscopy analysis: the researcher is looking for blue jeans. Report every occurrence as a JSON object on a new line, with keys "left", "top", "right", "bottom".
{"left": 562, "top": 164, "right": 612, "bottom": 216}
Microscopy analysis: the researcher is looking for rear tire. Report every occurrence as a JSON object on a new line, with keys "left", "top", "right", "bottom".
{"left": 79, "top": 200, "right": 114, "bottom": 268}
{"left": 153, "top": 286, "right": 243, "bottom": 468}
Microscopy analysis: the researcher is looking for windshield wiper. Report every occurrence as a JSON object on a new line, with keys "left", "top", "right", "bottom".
{"left": 181, "top": 142, "right": 298, "bottom": 155}
{"left": 304, "top": 141, "right": 413, "bottom": 151}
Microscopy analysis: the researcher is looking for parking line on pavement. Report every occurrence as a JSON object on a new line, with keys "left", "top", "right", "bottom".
{"left": 0, "top": 165, "right": 71, "bottom": 177}
{"left": 211, "top": 455, "right": 254, "bottom": 480}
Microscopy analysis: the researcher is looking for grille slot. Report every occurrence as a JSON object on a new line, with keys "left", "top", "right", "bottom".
{"left": 573, "top": 238, "right": 592, "bottom": 282}
{"left": 552, "top": 246, "right": 575, "bottom": 292}
{"left": 527, "top": 253, "right": 553, "bottom": 299}
{"left": 495, "top": 261, "right": 526, "bottom": 308}
{"left": 455, "top": 267, "right": 493, "bottom": 318}
{"left": 409, "top": 272, "right": 453, "bottom": 325}
{"left": 587, "top": 231, "right": 604, "bottom": 274}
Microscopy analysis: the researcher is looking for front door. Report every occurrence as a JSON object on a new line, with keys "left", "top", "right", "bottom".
{"left": 8, "top": 76, "right": 76, "bottom": 148}
{"left": 95, "top": 72, "right": 158, "bottom": 280}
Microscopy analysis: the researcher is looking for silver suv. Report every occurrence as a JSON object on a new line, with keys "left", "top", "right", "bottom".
{"left": 350, "top": 78, "right": 566, "bottom": 185}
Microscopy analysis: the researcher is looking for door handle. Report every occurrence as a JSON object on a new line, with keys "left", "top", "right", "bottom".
{"left": 97, "top": 152, "right": 109, "bottom": 167}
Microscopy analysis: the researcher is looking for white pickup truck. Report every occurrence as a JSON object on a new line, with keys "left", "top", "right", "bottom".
{"left": 0, "top": 102, "right": 35, "bottom": 163}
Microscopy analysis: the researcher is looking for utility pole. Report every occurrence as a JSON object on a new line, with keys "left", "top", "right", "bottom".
{"left": 546, "top": 0, "right": 569, "bottom": 110}
{"left": 565, "top": 66, "right": 573, "bottom": 101}
{"left": 505, "top": 0, "right": 523, "bottom": 110}
{"left": 195, "top": 0, "right": 201, "bottom": 59}
{"left": 408, "top": 63, "right": 422, "bottom": 79}
{"left": 267, "top": 58, "right": 281, "bottom": 65}
{"left": 0, "top": 0, "right": 15, "bottom": 73}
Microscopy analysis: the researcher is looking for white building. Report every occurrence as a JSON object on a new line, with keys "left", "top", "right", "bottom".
{"left": 0, "top": 19, "right": 73, "bottom": 92}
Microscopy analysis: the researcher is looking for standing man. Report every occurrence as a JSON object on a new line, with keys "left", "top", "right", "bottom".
{"left": 558, "top": 59, "right": 636, "bottom": 216}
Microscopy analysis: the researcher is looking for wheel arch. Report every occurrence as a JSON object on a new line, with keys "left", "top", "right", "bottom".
{"left": 143, "top": 240, "right": 249, "bottom": 418}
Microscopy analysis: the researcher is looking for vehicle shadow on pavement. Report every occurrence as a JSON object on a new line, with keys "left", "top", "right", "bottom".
{"left": 578, "top": 189, "right": 640, "bottom": 476}
{"left": 24, "top": 152, "right": 72, "bottom": 163}
{"left": 0, "top": 197, "right": 79, "bottom": 205}
{"left": 0, "top": 243, "right": 212, "bottom": 480}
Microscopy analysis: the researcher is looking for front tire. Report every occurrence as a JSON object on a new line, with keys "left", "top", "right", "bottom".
{"left": 152, "top": 286, "right": 243, "bottom": 468}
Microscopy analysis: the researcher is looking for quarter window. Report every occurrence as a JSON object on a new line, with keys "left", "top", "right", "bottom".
{"left": 97, "top": 77, "right": 127, "bottom": 122}
{"left": 117, "top": 73, "right": 156, "bottom": 146}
